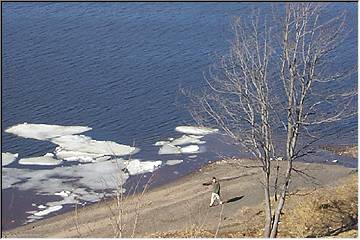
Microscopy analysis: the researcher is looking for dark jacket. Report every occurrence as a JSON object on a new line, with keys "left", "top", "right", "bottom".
{"left": 212, "top": 181, "right": 220, "bottom": 195}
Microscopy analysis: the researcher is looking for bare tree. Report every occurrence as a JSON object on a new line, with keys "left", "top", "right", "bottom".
{"left": 185, "top": 3, "right": 356, "bottom": 238}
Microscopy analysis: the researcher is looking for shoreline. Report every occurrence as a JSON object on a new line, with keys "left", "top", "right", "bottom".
{"left": 3, "top": 157, "right": 357, "bottom": 238}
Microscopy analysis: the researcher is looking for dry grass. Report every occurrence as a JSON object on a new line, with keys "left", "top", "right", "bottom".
{"left": 149, "top": 229, "right": 215, "bottom": 238}
{"left": 149, "top": 174, "right": 358, "bottom": 238}
{"left": 279, "top": 175, "right": 358, "bottom": 238}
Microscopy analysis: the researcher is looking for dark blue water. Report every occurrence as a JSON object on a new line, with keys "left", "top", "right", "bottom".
{"left": 2, "top": 2, "right": 357, "bottom": 230}
{"left": 3, "top": 2, "right": 357, "bottom": 156}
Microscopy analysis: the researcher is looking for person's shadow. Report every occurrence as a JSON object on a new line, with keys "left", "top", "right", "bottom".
{"left": 226, "top": 195, "right": 244, "bottom": 203}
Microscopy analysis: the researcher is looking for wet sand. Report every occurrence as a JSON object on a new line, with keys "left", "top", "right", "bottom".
{"left": 3, "top": 158, "right": 356, "bottom": 238}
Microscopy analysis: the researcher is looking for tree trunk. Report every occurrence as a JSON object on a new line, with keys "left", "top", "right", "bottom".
{"left": 270, "top": 156, "right": 293, "bottom": 237}
{"left": 263, "top": 171, "right": 272, "bottom": 237}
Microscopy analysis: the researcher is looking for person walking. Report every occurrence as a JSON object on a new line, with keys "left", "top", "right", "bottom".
{"left": 209, "top": 177, "right": 223, "bottom": 207}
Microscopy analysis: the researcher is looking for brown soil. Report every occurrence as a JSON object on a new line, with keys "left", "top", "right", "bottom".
{"left": 3, "top": 158, "right": 357, "bottom": 238}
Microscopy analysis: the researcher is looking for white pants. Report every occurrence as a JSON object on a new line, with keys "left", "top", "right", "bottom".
{"left": 210, "top": 193, "right": 222, "bottom": 206}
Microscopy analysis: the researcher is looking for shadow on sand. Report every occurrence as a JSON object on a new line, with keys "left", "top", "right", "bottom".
{"left": 226, "top": 195, "right": 244, "bottom": 203}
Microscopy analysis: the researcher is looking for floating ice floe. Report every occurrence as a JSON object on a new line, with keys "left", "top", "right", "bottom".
{"left": 158, "top": 143, "right": 202, "bottom": 155}
{"left": 54, "top": 190, "right": 71, "bottom": 197}
{"left": 18, "top": 153, "right": 62, "bottom": 166}
{"left": 54, "top": 147, "right": 111, "bottom": 163}
{"left": 33, "top": 205, "right": 63, "bottom": 217}
{"left": 2, "top": 152, "right": 19, "bottom": 166}
{"left": 175, "top": 126, "right": 218, "bottom": 136}
{"left": 5, "top": 123, "right": 91, "bottom": 141}
{"left": 165, "top": 160, "right": 183, "bottom": 166}
{"left": 170, "top": 135, "right": 206, "bottom": 146}
{"left": 2, "top": 168, "right": 33, "bottom": 189}
{"left": 46, "top": 193, "right": 79, "bottom": 207}
{"left": 154, "top": 141, "right": 170, "bottom": 146}
{"left": 65, "top": 160, "right": 129, "bottom": 190}
{"left": 155, "top": 135, "right": 205, "bottom": 146}
{"left": 158, "top": 144, "right": 181, "bottom": 155}
{"left": 180, "top": 145, "right": 200, "bottom": 154}
{"left": 124, "top": 159, "right": 162, "bottom": 175}
{"left": 5, "top": 159, "right": 128, "bottom": 193}
{"left": 51, "top": 135, "right": 139, "bottom": 156}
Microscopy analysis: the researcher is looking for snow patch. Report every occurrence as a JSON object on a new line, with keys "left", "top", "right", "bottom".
{"left": 5, "top": 123, "right": 91, "bottom": 140}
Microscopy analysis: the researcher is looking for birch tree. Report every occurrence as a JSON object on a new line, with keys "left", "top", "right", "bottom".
{"left": 186, "top": 3, "right": 356, "bottom": 237}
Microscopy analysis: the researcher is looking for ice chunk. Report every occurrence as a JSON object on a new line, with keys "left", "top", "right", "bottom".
{"left": 2, "top": 168, "right": 33, "bottom": 189}
{"left": 175, "top": 126, "right": 218, "bottom": 135}
{"left": 33, "top": 205, "right": 63, "bottom": 216}
{"left": 51, "top": 135, "right": 139, "bottom": 156}
{"left": 47, "top": 194, "right": 78, "bottom": 207}
{"left": 154, "top": 141, "right": 170, "bottom": 146}
{"left": 18, "top": 153, "right": 62, "bottom": 166}
{"left": 65, "top": 160, "right": 129, "bottom": 190}
{"left": 26, "top": 210, "right": 37, "bottom": 214}
{"left": 2, "top": 152, "right": 19, "bottom": 166}
{"left": 95, "top": 156, "right": 112, "bottom": 162}
{"left": 8, "top": 161, "right": 128, "bottom": 203}
{"left": 158, "top": 144, "right": 181, "bottom": 155}
{"left": 54, "top": 147, "right": 110, "bottom": 163}
{"left": 27, "top": 215, "right": 43, "bottom": 219}
{"left": 188, "top": 155, "right": 197, "bottom": 159}
{"left": 165, "top": 160, "right": 183, "bottom": 166}
{"left": 54, "top": 190, "right": 71, "bottom": 197}
{"left": 3, "top": 159, "right": 129, "bottom": 205}
{"left": 124, "top": 159, "right": 162, "bottom": 175}
{"left": 170, "top": 135, "right": 206, "bottom": 146}
{"left": 5, "top": 123, "right": 91, "bottom": 140}
{"left": 38, "top": 205, "right": 46, "bottom": 209}
{"left": 188, "top": 135, "right": 204, "bottom": 139}
{"left": 180, "top": 145, "right": 200, "bottom": 154}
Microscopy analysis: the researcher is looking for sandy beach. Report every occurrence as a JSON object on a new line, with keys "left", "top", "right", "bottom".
{"left": 3, "top": 158, "right": 356, "bottom": 238}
